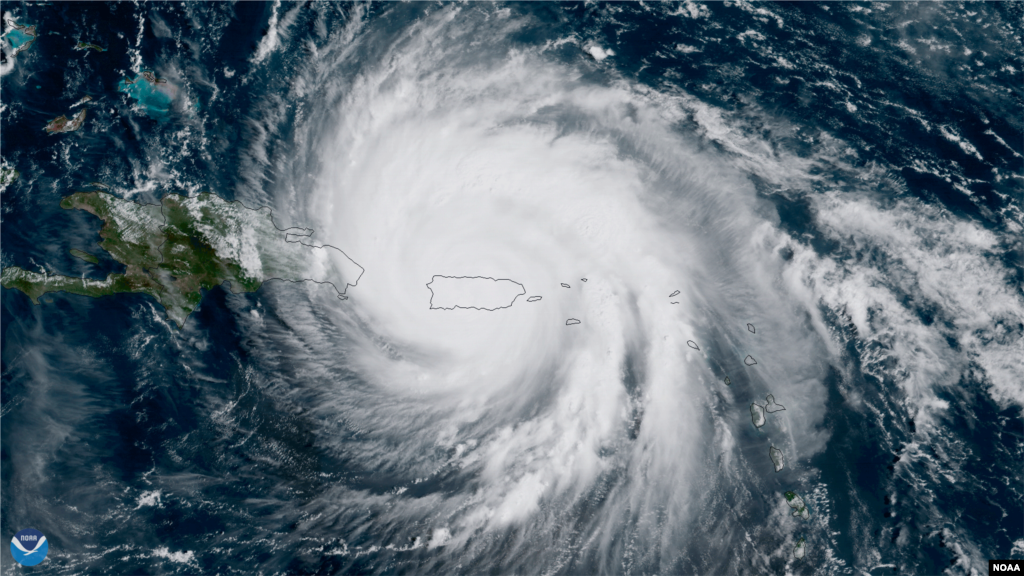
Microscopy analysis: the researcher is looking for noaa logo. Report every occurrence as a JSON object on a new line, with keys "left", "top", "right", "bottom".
{"left": 10, "top": 528, "right": 48, "bottom": 566}
{"left": 991, "top": 560, "right": 1024, "bottom": 574}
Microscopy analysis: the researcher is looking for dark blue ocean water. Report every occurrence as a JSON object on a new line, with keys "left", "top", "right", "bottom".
{"left": 2, "top": 3, "right": 1021, "bottom": 574}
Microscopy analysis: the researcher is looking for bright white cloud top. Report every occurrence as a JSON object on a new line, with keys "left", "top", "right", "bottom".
{"left": 224, "top": 3, "right": 1023, "bottom": 572}
{"left": 426, "top": 276, "right": 526, "bottom": 311}
{"left": 289, "top": 6, "right": 838, "bottom": 563}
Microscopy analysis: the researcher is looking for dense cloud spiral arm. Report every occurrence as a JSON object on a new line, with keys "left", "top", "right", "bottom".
{"left": 267, "top": 6, "right": 841, "bottom": 572}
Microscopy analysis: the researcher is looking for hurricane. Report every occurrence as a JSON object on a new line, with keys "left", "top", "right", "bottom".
{"left": 1, "top": 2, "right": 1021, "bottom": 575}
{"left": 288, "top": 7, "right": 836, "bottom": 568}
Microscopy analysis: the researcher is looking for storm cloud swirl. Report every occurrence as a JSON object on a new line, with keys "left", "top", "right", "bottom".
{"left": 6, "top": 3, "right": 1019, "bottom": 575}
{"left": 213, "top": 4, "right": 1021, "bottom": 574}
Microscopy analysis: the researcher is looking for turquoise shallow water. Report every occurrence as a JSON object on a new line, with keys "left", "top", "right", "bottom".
{"left": 5, "top": 28, "right": 34, "bottom": 51}
{"left": 118, "top": 74, "right": 175, "bottom": 119}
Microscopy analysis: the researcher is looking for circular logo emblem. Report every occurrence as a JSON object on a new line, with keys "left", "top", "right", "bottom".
{"left": 10, "top": 529, "right": 48, "bottom": 566}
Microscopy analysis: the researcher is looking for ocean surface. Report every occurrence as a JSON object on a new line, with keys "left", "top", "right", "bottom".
{"left": 2, "top": 2, "right": 1022, "bottom": 574}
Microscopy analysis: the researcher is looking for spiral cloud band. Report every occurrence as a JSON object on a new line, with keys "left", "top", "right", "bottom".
{"left": 271, "top": 7, "right": 847, "bottom": 572}
{"left": 224, "top": 3, "right": 1023, "bottom": 573}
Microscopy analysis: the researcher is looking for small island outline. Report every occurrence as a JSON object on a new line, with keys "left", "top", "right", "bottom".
{"left": 750, "top": 403, "right": 766, "bottom": 428}
{"left": 769, "top": 445, "right": 785, "bottom": 472}
{"left": 765, "top": 394, "right": 786, "bottom": 413}
{"left": 784, "top": 491, "right": 810, "bottom": 519}
{"left": 425, "top": 275, "right": 526, "bottom": 311}
{"left": 69, "top": 248, "right": 99, "bottom": 264}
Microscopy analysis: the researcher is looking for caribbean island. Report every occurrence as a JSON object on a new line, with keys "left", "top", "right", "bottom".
{"left": 1, "top": 191, "right": 363, "bottom": 328}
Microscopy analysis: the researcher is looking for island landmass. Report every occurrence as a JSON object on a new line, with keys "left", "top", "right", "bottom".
{"left": 75, "top": 41, "right": 106, "bottom": 52}
{"left": 750, "top": 403, "right": 766, "bottom": 428}
{"left": 69, "top": 249, "right": 99, "bottom": 264}
{"left": 1, "top": 191, "right": 363, "bottom": 328}
{"left": 784, "top": 491, "right": 810, "bottom": 518}
{"left": 4, "top": 22, "right": 37, "bottom": 55}
{"left": 45, "top": 109, "right": 87, "bottom": 133}
{"left": 769, "top": 446, "right": 785, "bottom": 472}
{"left": 0, "top": 161, "right": 18, "bottom": 191}
{"left": 765, "top": 394, "right": 786, "bottom": 413}
{"left": 119, "top": 71, "right": 177, "bottom": 119}
{"left": 426, "top": 276, "right": 525, "bottom": 311}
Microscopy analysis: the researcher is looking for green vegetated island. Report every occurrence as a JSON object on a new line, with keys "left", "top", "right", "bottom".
{"left": 0, "top": 162, "right": 18, "bottom": 189}
{"left": 69, "top": 249, "right": 99, "bottom": 264}
{"left": 784, "top": 492, "right": 809, "bottom": 559}
{"left": 75, "top": 41, "right": 106, "bottom": 52}
{"left": 784, "top": 491, "right": 809, "bottom": 519}
{"left": 1, "top": 191, "right": 364, "bottom": 327}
